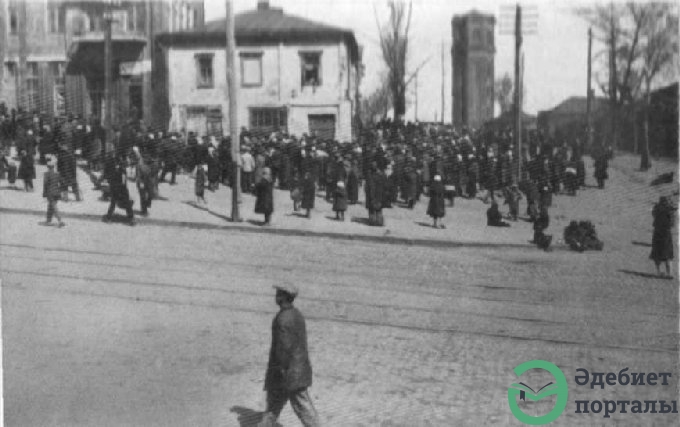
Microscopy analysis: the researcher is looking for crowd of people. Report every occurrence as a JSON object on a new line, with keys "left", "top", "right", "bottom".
{"left": 0, "top": 105, "right": 617, "bottom": 250}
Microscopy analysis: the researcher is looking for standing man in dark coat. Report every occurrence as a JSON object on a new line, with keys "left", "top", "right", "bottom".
{"left": 593, "top": 145, "right": 609, "bottom": 189}
{"left": 41, "top": 157, "right": 65, "bottom": 227}
{"left": 260, "top": 283, "right": 320, "bottom": 427}
{"left": 57, "top": 144, "right": 81, "bottom": 201}
{"left": 102, "top": 153, "right": 135, "bottom": 225}
{"left": 135, "top": 155, "right": 154, "bottom": 216}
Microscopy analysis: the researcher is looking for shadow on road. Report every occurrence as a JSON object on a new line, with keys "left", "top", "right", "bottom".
{"left": 619, "top": 269, "right": 673, "bottom": 280}
{"left": 414, "top": 221, "right": 434, "bottom": 228}
{"left": 350, "top": 216, "right": 370, "bottom": 226}
{"left": 230, "top": 406, "right": 281, "bottom": 427}
{"left": 632, "top": 241, "right": 652, "bottom": 247}
{"left": 182, "top": 200, "right": 231, "bottom": 222}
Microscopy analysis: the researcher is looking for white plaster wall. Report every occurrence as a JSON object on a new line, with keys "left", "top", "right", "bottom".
{"left": 166, "top": 41, "right": 356, "bottom": 140}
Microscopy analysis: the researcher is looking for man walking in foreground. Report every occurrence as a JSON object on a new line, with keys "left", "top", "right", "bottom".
{"left": 259, "top": 284, "right": 320, "bottom": 427}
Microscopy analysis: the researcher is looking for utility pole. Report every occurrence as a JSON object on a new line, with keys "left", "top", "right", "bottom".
{"left": 414, "top": 73, "right": 418, "bottom": 122}
{"left": 226, "top": 0, "right": 241, "bottom": 222}
{"left": 440, "top": 40, "right": 445, "bottom": 124}
{"left": 0, "top": 0, "right": 6, "bottom": 106}
{"left": 608, "top": 2, "right": 617, "bottom": 149}
{"left": 586, "top": 27, "right": 593, "bottom": 151}
{"left": 514, "top": 4, "right": 522, "bottom": 184}
{"left": 104, "top": 6, "right": 113, "bottom": 153}
{"left": 17, "top": 0, "right": 27, "bottom": 111}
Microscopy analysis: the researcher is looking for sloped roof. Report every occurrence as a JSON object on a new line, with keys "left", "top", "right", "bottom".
{"left": 156, "top": 7, "right": 360, "bottom": 62}
{"left": 204, "top": 7, "right": 348, "bottom": 36}
{"left": 547, "top": 96, "right": 608, "bottom": 115}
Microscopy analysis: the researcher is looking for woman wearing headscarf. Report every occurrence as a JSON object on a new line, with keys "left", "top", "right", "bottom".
{"left": 300, "top": 171, "right": 316, "bottom": 218}
{"left": 427, "top": 174, "right": 446, "bottom": 229}
{"left": 254, "top": 167, "right": 274, "bottom": 226}
{"left": 17, "top": 149, "right": 35, "bottom": 192}
{"left": 650, "top": 196, "right": 675, "bottom": 277}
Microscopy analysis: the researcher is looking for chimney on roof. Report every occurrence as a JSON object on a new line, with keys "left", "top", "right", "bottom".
{"left": 257, "top": 0, "right": 270, "bottom": 10}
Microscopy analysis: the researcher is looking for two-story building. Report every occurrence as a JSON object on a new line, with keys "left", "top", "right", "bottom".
{"left": 0, "top": 0, "right": 203, "bottom": 124}
{"left": 153, "top": 0, "right": 361, "bottom": 141}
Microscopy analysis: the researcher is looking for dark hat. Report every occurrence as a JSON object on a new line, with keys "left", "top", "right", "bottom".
{"left": 273, "top": 283, "right": 298, "bottom": 297}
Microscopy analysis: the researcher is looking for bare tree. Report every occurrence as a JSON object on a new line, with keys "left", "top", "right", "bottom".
{"left": 361, "top": 77, "right": 392, "bottom": 124}
{"left": 495, "top": 72, "right": 514, "bottom": 114}
{"left": 577, "top": 3, "right": 644, "bottom": 149}
{"left": 636, "top": 3, "right": 679, "bottom": 170}
{"left": 374, "top": 0, "right": 412, "bottom": 122}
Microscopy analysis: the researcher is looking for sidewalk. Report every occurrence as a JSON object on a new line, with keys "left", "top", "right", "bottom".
{"left": 2, "top": 153, "right": 673, "bottom": 248}
{"left": 0, "top": 161, "right": 540, "bottom": 247}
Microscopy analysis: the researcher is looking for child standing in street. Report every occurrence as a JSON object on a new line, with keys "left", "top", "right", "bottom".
{"left": 333, "top": 181, "right": 348, "bottom": 221}
{"left": 195, "top": 164, "right": 207, "bottom": 205}
{"left": 505, "top": 184, "right": 523, "bottom": 221}
{"left": 290, "top": 173, "right": 302, "bottom": 212}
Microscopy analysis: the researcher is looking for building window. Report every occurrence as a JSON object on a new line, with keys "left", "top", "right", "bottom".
{"left": 240, "top": 52, "right": 263, "bottom": 87}
{"left": 187, "top": 6, "right": 194, "bottom": 29}
{"left": 50, "top": 62, "right": 66, "bottom": 85}
{"left": 249, "top": 108, "right": 287, "bottom": 135}
{"left": 6, "top": 62, "right": 17, "bottom": 78}
{"left": 472, "top": 28, "right": 482, "bottom": 44}
{"left": 51, "top": 62, "right": 66, "bottom": 116}
{"left": 128, "top": 3, "right": 144, "bottom": 32}
{"left": 9, "top": 5, "right": 18, "bottom": 34}
{"left": 300, "top": 51, "right": 322, "bottom": 87}
{"left": 193, "top": 8, "right": 199, "bottom": 29}
{"left": 26, "top": 62, "right": 40, "bottom": 110}
{"left": 47, "top": 4, "right": 64, "bottom": 33}
{"left": 195, "top": 54, "right": 214, "bottom": 88}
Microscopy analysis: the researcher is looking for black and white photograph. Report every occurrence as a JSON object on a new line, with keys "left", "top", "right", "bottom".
{"left": 0, "top": 0, "right": 678, "bottom": 425}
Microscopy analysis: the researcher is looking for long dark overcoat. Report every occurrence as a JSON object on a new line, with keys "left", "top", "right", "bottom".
{"left": 254, "top": 179, "right": 274, "bottom": 215}
{"left": 650, "top": 203, "right": 675, "bottom": 262}
{"left": 427, "top": 181, "right": 446, "bottom": 218}
{"left": 264, "top": 306, "right": 313, "bottom": 392}
{"left": 301, "top": 176, "right": 316, "bottom": 209}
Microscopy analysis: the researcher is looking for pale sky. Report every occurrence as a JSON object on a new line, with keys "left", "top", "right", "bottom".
{"left": 203, "top": 0, "right": 607, "bottom": 122}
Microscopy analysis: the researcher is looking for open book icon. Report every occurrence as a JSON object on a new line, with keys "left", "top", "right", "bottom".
{"left": 510, "top": 382, "right": 558, "bottom": 401}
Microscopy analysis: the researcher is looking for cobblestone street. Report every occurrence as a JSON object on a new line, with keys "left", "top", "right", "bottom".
{"left": 1, "top": 155, "right": 678, "bottom": 426}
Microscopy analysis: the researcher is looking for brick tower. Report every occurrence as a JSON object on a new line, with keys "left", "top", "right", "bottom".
{"left": 452, "top": 11, "right": 496, "bottom": 130}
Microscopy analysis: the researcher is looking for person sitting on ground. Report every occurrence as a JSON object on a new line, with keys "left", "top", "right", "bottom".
{"left": 487, "top": 201, "right": 510, "bottom": 227}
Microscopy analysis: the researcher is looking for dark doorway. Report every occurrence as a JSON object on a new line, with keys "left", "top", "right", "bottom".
{"left": 129, "top": 84, "right": 143, "bottom": 122}
{"left": 308, "top": 114, "right": 336, "bottom": 141}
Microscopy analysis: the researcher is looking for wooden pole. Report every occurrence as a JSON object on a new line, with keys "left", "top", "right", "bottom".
{"left": 17, "top": 0, "right": 27, "bottom": 111}
{"left": 414, "top": 72, "right": 418, "bottom": 122}
{"left": 440, "top": 40, "right": 445, "bottom": 124}
{"left": 226, "top": 0, "right": 241, "bottom": 221}
{"left": 514, "top": 4, "right": 522, "bottom": 183}
{"left": 586, "top": 27, "right": 593, "bottom": 151}
{"left": 0, "top": 0, "right": 6, "bottom": 107}
{"left": 104, "top": 8, "right": 113, "bottom": 152}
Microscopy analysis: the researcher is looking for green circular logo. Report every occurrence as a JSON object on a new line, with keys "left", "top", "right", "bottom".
{"left": 508, "top": 360, "right": 569, "bottom": 425}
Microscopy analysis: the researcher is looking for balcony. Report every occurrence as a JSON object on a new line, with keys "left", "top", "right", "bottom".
{"left": 66, "top": 31, "right": 147, "bottom": 76}
{"left": 64, "top": 5, "right": 147, "bottom": 75}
